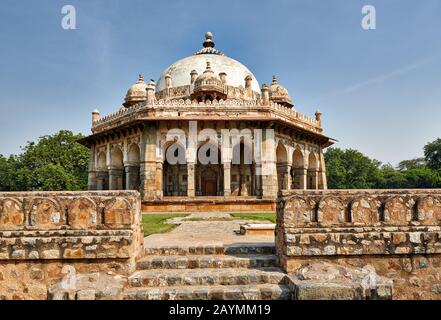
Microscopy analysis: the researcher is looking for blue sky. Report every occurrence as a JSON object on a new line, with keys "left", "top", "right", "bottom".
{"left": 0, "top": 0, "right": 440, "bottom": 166}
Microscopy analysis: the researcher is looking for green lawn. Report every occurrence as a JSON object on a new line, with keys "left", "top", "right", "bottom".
{"left": 142, "top": 214, "right": 189, "bottom": 236}
{"left": 230, "top": 212, "right": 276, "bottom": 223}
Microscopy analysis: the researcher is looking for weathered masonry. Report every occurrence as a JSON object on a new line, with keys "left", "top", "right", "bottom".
{"left": 276, "top": 189, "right": 441, "bottom": 299}
{"left": 79, "top": 32, "right": 334, "bottom": 212}
{"left": 0, "top": 191, "right": 142, "bottom": 300}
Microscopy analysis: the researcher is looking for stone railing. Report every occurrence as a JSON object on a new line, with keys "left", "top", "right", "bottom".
{"left": 0, "top": 191, "right": 143, "bottom": 299}
{"left": 92, "top": 99, "right": 321, "bottom": 132}
{"left": 276, "top": 189, "right": 441, "bottom": 299}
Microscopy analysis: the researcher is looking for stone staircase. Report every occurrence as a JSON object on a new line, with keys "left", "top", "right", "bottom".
{"left": 123, "top": 243, "right": 291, "bottom": 300}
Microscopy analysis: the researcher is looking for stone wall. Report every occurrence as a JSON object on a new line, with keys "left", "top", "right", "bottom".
{"left": 0, "top": 191, "right": 142, "bottom": 300}
{"left": 276, "top": 189, "right": 441, "bottom": 299}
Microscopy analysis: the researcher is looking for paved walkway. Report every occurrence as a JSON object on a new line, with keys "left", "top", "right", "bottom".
{"left": 143, "top": 212, "right": 274, "bottom": 248}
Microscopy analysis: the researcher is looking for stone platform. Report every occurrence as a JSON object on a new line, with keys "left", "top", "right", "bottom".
{"left": 142, "top": 197, "right": 276, "bottom": 213}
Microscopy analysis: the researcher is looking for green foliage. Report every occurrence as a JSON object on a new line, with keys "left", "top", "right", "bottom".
{"left": 397, "top": 158, "right": 426, "bottom": 171}
{"left": 325, "top": 143, "right": 441, "bottom": 189}
{"left": 0, "top": 130, "right": 89, "bottom": 191}
{"left": 424, "top": 138, "right": 441, "bottom": 172}
{"left": 324, "top": 148, "right": 382, "bottom": 189}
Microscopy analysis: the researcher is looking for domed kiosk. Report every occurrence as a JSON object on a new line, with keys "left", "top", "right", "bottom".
{"left": 79, "top": 32, "right": 335, "bottom": 212}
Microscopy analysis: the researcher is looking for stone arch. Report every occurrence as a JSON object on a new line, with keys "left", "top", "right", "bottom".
{"left": 127, "top": 143, "right": 140, "bottom": 163}
{"left": 163, "top": 143, "right": 188, "bottom": 196}
{"left": 383, "top": 196, "right": 414, "bottom": 225}
{"left": 96, "top": 151, "right": 109, "bottom": 190}
{"left": 29, "top": 198, "right": 64, "bottom": 229}
{"left": 97, "top": 151, "right": 107, "bottom": 170}
{"left": 317, "top": 196, "right": 346, "bottom": 226}
{"left": 67, "top": 197, "right": 98, "bottom": 229}
{"left": 109, "top": 146, "right": 124, "bottom": 190}
{"left": 110, "top": 146, "right": 124, "bottom": 168}
{"left": 0, "top": 198, "right": 25, "bottom": 230}
{"left": 276, "top": 142, "right": 289, "bottom": 190}
{"left": 417, "top": 195, "right": 441, "bottom": 225}
{"left": 291, "top": 148, "right": 305, "bottom": 189}
{"left": 196, "top": 142, "right": 223, "bottom": 196}
{"left": 307, "top": 152, "right": 319, "bottom": 189}
{"left": 283, "top": 196, "right": 313, "bottom": 226}
{"left": 125, "top": 143, "right": 141, "bottom": 191}
{"left": 350, "top": 196, "right": 381, "bottom": 225}
{"left": 231, "top": 141, "right": 255, "bottom": 196}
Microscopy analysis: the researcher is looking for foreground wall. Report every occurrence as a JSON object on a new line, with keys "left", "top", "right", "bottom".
{"left": 276, "top": 189, "right": 441, "bottom": 299}
{"left": 0, "top": 191, "right": 142, "bottom": 300}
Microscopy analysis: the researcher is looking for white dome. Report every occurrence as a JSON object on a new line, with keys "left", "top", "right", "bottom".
{"left": 157, "top": 33, "right": 260, "bottom": 92}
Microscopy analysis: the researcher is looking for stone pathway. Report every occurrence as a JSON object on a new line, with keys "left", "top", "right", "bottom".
{"left": 144, "top": 212, "right": 274, "bottom": 249}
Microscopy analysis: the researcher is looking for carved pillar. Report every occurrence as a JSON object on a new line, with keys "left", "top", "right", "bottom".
{"left": 125, "top": 165, "right": 140, "bottom": 190}
{"left": 255, "top": 163, "right": 262, "bottom": 198}
{"left": 140, "top": 124, "right": 159, "bottom": 200}
{"left": 108, "top": 168, "right": 124, "bottom": 190}
{"left": 283, "top": 164, "right": 291, "bottom": 190}
{"left": 261, "top": 129, "right": 278, "bottom": 199}
{"left": 293, "top": 168, "right": 307, "bottom": 190}
{"left": 156, "top": 162, "right": 163, "bottom": 198}
{"left": 308, "top": 169, "right": 319, "bottom": 190}
{"left": 223, "top": 162, "right": 231, "bottom": 196}
{"left": 187, "top": 163, "right": 195, "bottom": 197}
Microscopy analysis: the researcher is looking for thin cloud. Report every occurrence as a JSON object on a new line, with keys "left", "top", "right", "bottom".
{"left": 316, "top": 55, "right": 440, "bottom": 102}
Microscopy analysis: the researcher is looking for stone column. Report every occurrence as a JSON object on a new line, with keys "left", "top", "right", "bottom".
{"left": 108, "top": 168, "right": 124, "bottom": 190}
{"left": 255, "top": 163, "right": 262, "bottom": 198}
{"left": 156, "top": 162, "right": 163, "bottom": 198}
{"left": 125, "top": 165, "right": 140, "bottom": 190}
{"left": 261, "top": 129, "right": 278, "bottom": 199}
{"left": 140, "top": 124, "right": 159, "bottom": 201}
{"left": 308, "top": 169, "right": 319, "bottom": 190}
{"left": 187, "top": 163, "right": 195, "bottom": 197}
{"left": 293, "top": 168, "right": 307, "bottom": 190}
{"left": 282, "top": 164, "right": 291, "bottom": 190}
{"left": 223, "top": 162, "right": 231, "bottom": 196}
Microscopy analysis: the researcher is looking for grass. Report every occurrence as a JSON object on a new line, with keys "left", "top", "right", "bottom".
{"left": 142, "top": 214, "right": 189, "bottom": 236}
{"left": 230, "top": 212, "right": 276, "bottom": 223}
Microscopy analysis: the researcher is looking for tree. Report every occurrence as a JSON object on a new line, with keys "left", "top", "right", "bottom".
{"left": 377, "top": 167, "right": 407, "bottom": 189}
{"left": 1, "top": 130, "right": 89, "bottom": 191}
{"left": 324, "top": 148, "right": 382, "bottom": 189}
{"left": 397, "top": 158, "right": 426, "bottom": 171}
{"left": 424, "top": 138, "right": 441, "bottom": 172}
{"left": 0, "top": 155, "right": 16, "bottom": 191}
{"left": 403, "top": 167, "right": 441, "bottom": 188}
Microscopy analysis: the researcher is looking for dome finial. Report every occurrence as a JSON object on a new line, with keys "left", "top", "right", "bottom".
{"left": 272, "top": 75, "right": 278, "bottom": 84}
{"left": 138, "top": 74, "right": 145, "bottom": 82}
{"left": 203, "top": 31, "right": 215, "bottom": 48}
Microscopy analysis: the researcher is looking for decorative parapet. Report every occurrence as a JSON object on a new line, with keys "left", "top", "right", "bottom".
{"left": 277, "top": 189, "right": 441, "bottom": 259}
{"left": 0, "top": 191, "right": 143, "bottom": 262}
{"left": 91, "top": 99, "right": 321, "bottom": 133}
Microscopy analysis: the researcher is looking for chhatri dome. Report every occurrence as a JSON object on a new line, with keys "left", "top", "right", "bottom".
{"left": 124, "top": 74, "right": 147, "bottom": 106}
{"left": 156, "top": 32, "right": 261, "bottom": 93}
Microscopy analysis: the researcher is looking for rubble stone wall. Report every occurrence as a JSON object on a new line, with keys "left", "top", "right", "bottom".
{"left": 276, "top": 189, "right": 441, "bottom": 299}
{"left": 0, "top": 191, "right": 142, "bottom": 299}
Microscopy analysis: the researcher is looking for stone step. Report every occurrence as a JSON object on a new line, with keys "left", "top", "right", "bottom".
{"left": 136, "top": 254, "right": 277, "bottom": 270}
{"left": 123, "top": 284, "right": 291, "bottom": 300}
{"left": 143, "top": 243, "right": 275, "bottom": 256}
{"left": 128, "top": 267, "right": 286, "bottom": 287}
